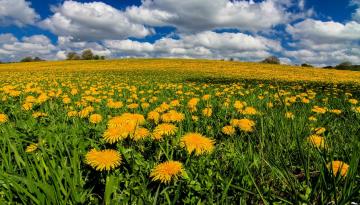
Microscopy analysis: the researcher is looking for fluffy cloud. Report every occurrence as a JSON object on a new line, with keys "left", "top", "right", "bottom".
{"left": 285, "top": 48, "right": 360, "bottom": 66}
{"left": 0, "top": 34, "right": 56, "bottom": 61}
{"left": 0, "top": 0, "right": 39, "bottom": 26}
{"left": 104, "top": 31, "right": 280, "bottom": 60}
{"left": 285, "top": 16, "right": 360, "bottom": 65}
{"left": 286, "top": 19, "right": 360, "bottom": 41}
{"left": 125, "top": 0, "right": 298, "bottom": 32}
{"left": 39, "top": 1, "right": 153, "bottom": 41}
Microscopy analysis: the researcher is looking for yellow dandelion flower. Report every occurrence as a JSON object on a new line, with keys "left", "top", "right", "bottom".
{"left": 222, "top": 125, "right": 236, "bottom": 136}
{"left": 180, "top": 133, "right": 215, "bottom": 155}
{"left": 301, "top": 98, "right": 310, "bottom": 104}
{"left": 0, "top": 113, "right": 8, "bottom": 123}
{"left": 89, "top": 114, "right": 103, "bottom": 124}
{"left": 127, "top": 103, "right": 139, "bottom": 109}
{"left": 267, "top": 102, "right": 274, "bottom": 108}
{"left": 152, "top": 123, "right": 178, "bottom": 140}
{"left": 348, "top": 99, "right": 358, "bottom": 105}
{"left": 234, "top": 101, "right": 246, "bottom": 110}
{"left": 148, "top": 111, "right": 160, "bottom": 124}
{"left": 312, "top": 106, "right": 327, "bottom": 114}
{"left": 63, "top": 97, "right": 71, "bottom": 104}
{"left": 330, "top": 109, "right": 342, "bottom": 115}
{"left": 187, "top": 98, "right": 199, "bottom": 112}
{"left": 170, "top": 100, "right": 180, "bottom": 107}
{"left": 141, "top": 102, "right": 150, "bottom": 109}
{"left": 202, "top": 94, "right": 211, "bottom": 101}
{"left": 161, "top": 110, "right": 185, "bottom": 123}
{"left": 67, "top": 110, "right": 78, "bottom": 117}
{"left": 132, "top": 127, "right": 150, "bottom": 141}
{"left": 85, "top": 149, "right": 122, "bottom": 171}
{"left": 192, "top": 115, "right": 198, "bottom": 122}
{"left": 285, "top": 112, "right": 295, "bottom": 119}
{"left": 313, "top": 127, "right": 326, "bottom": 135}
{"left": 25, "top": 143, "right": 38, "bottom": 153}
{"left": 241, "top": 107, "right": 257, "bottom": 115}
{"left": 307, "top": 134, "right": 325, "bottom": 149}
{"left": 22, "top": 102, "right": 33, "bottom": 111}
{"left": 308, "top": 116, "right": 317, "bottom": 121}
{"left": 32, "top": 112, "right": 47, "bottom": 118}
{"left": 150, "top": 161, "right": 184, "bottom": 184}
{"left": 353, "top": 106, "right": 360, "bottom": 113}
{"left": 327, "top": 161, "right": 349, "bottom": 177}
{"left": 103, "top": 127, "right": 129, "bottom": 144}
{"left": 202, "top": 107, "right": 212, "bottom": 117}
{"left": 232, "top": 119, "right": 256, "bottom": 132}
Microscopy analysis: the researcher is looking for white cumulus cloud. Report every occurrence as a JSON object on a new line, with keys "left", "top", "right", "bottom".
{"left": 0, "top": 0, "right": 39, "bottom": 26}
{"left": 39, "top": 1, "right": 154, "bottom": 41}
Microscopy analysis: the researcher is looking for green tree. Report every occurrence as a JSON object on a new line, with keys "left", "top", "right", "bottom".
{"left": 20, "top": 56, "right": 33, "bottom": 62}
{"left": 261, "top": 56, "right": 280, "bottom": 64}
{"left": 81, "top": 49, "right": 94, "bottom": 60}
{"left": 301, "top": 63, "right": 313, "bottom": 67}
{"left": 66, "top": 52, "right": 80, "bottom": 60}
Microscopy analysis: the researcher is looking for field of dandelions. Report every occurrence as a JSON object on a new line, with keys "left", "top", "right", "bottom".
{"left": 0, "top": 59, "right": 359, "bottom": 204}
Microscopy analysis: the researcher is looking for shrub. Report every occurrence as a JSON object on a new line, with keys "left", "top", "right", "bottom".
{"left": 301, "top": 63, "right": 313, "bottom": 67}
{"left": 81, "top": 49, "right": 94, "bottom": 60}
{"left": 261, "top": 56, "right": 280, "bottom": 64}
{"left": 66, "top": 52, "right": 81, "bottom": 60}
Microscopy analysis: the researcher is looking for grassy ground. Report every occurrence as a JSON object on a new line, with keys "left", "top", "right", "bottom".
{"left": 0, "top": 59, "right": 359, "bottom": 204}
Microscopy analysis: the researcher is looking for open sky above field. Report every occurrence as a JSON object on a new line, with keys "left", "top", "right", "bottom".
{"left": 0, "top": 0, "right": 359, "bottom": 66}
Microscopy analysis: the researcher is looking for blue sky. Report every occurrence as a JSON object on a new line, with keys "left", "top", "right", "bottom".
{"left": 0, "top": 0, "right": 359, "bottom": 66}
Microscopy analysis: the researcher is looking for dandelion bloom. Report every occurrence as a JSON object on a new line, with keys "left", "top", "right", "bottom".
{"left": 312, "top": 106, "right": 327, "bottom": 114}
{"left": 0, "top": 113, "right": 8, "bottom": 123}
{"left": 308, "top": 116, "right": 317, "bottom": 121}
{"left": 132, "top": 127, "right": 150, "bottom": 141}
{"left": 330, "top": 109, "right": 342, "bottom": 115}
{"left": 285, "top": 112, "right": 295, "bottom": 119}
{"left": 127, "top": 103, "right": 139, "bottom": 109}
{"left": 22, "top": 102, "right": 33, "bottom": 111}
{"left": 267, "top": 102, "right": 274, "bottom": 108}
{"left": 161, "top": 110, "right": 185, "bottom": 123}
{"left": 108, "top": 113, "right": 145, "bottom": 128}
{"left": 192, "top": 115, "right": 199, "bottom": 122}
{"left": 348, "top": 99, "right": 358, "bottom": 105}
{"left": 327, "top": 161, "right": 349, "bottom": 177}
{"left": 152, "top": 123, "right": 178, "bottom": 140}
{"left": 67, "top": 111, "right": 78, "bottom": 117}
{"left": 85, "top": 149, "right": 122, "bottom": 171}
{"left": 187, "top": 98, "right": 199, "bottom": 112}
{"left": 234, "top": 101, "right": 246, "bottom": 110}
{"left": 180, "top": 133, "right": 215, "bottom": 155}
{"left": 32, "top": 112, "right": 47, "bottom": 118}
{"left": 25, "top": 143, "right": 38, "bottom": 153}
{"left": 150, "top": 161, "right": 184, "bottom": 184}
{"left": 148, "top": 111, "right": 160, "bottom": 124}
{"left": 307, "top": 135, "right": 325, "bottom": 149}
{"left": 313, "top": 127, "right": 326, "bottom": 135}
{"left": 241, "top": 107, "right": 257, "bottom": 115}
{"left": 202, "top": 108, "right": 212, "bottom": 117}
{"left": 89, "top": 114, "right": 103, "bottom": 124}
{"left": 63, "top": 97, "right": 71, "bottom": 104}
{"left": 103, "top": 127, "right": 130, "bottom": 144}
{"left": 353, "top": 106, "right": 360, "bottom": 113}
{"left": 232, "top": 119, "right": 256, "bottom": 132}
{"left": 202, "top": 94, "right": 211, "bottom": 101}
{"left": 222, "top": 125, "right": 235, "bottom": 136}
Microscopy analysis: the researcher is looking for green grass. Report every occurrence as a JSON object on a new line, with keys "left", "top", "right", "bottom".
{"left": 0, "top": 66, "right": 359, "bottom": 204}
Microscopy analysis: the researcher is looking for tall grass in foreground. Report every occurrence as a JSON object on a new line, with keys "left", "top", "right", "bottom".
{"left": 0, "top": 66, "right": 359, "bottom": 204}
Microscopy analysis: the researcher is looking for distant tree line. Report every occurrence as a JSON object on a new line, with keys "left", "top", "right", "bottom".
{"left": 258, "top": 56, "right": 360, "bottom": 71}
{"left": 20, "top": 56, "right": 45, "bottom": 62}
{"left": 66, "top": 49, "right": 105, "bottom": 60}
